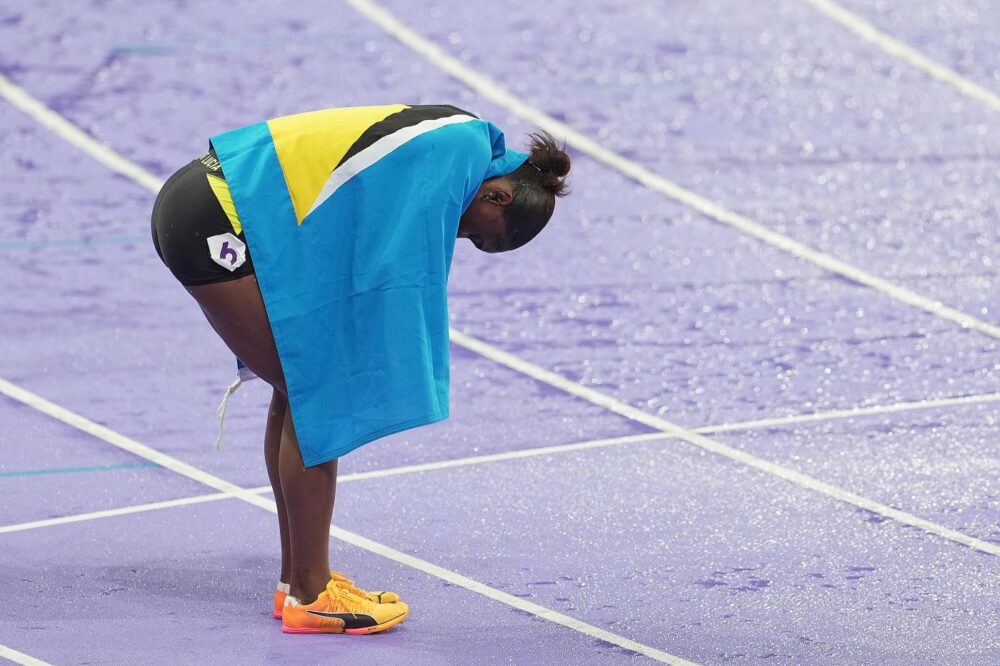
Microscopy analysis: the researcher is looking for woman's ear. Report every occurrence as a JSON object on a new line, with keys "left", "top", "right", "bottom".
{"left": 480, "top": 191, "right": 502, "bottom": 205}
{"left": 482, "top": 186, "right": 513, "bottom": 206}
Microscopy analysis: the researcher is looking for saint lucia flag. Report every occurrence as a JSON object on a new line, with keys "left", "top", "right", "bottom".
{"left": 210, "top": 104, "right": 527, "bottom": 465}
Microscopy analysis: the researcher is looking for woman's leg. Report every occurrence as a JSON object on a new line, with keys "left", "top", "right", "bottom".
{"left": 277, "top": 407, "right": 339, "bottom": 603}
{"left": 264, "top": 389, "right": 292, "bottom": 584}
{"left": 185, "top": 275, "right": 336, "bottom": 602}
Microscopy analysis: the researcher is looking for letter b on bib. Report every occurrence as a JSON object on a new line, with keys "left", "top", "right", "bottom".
{"left": 207, "top": 233, "right": 247, "bottom": 271}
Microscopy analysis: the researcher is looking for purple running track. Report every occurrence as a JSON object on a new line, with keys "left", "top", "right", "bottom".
{"left": 1, "top": 0, "right": 998, "bottom": 663}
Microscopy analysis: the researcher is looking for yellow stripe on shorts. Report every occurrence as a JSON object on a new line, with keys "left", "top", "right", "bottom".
{"left": 205, "top": 173, "right": 243, "bottom": 235}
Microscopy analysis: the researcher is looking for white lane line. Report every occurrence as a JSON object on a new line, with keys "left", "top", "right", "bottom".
{"left": 8, "top": 389, "right": 1000, "bottom": 535}
{"left": 280, "top": 388, "right": 1000, "bottom": 481}
{"left": 342, "top": 0, "right": 1000, "bottom": 342}
{"left": 695, "top": 391, "right": 1000, "bottom": 434}
{"left": 449, "top": 330, "right": 1000, "bottom": 556}
{"left": 7, "top": 335, "right": 1000, "bottom": 561}
{"left": 0, "top": 378, "right": 689, "bottom": 665}
{"left": 0, "top": 492, "right": 232, "bottom": 535}
{"left": 0, "top": 74, "right": 164, "bottom": 192}
{"left": 0, "top": 435, "right": 669, "bottom": 535}
{"left": 332, "top": 525, "right": 695, "bottom": 665}
{"left": 336, "top": 432, "right": 670, "bottom": 480}
{"left": 5, "top": 35, "right": 998, "bottom": 345}
{"left": 0, "top": 645, "right": 53, "bottom": 666}
{"left": 0, "top": 378, "right": 269, "bottom": 508}
{"left": 801, "top": 0, "right": 1000, "bottom": 111}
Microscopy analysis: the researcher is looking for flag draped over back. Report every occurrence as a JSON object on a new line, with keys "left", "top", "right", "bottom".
{"left": 210, "top": 104, "right": 527, "bottom": 465}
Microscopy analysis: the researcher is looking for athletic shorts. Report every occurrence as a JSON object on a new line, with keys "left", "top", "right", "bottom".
{"left": 150, "top": 151, "right": 256, "bottom": 286}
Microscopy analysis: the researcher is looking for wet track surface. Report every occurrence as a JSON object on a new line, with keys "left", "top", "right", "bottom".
{"left": 1, "top": 0, "right": 999, "bottom": 663}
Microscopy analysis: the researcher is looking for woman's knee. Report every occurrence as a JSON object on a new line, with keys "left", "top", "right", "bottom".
{"left": 186, "top": 277, "right": 286, "bottom": 390}
{"left": 270, "top": 386, "right": 288, "bottom": 410}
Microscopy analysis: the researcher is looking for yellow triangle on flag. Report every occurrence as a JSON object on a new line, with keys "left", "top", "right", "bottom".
{"left": 267, "top": 104, "right": 407, "bottom": 224}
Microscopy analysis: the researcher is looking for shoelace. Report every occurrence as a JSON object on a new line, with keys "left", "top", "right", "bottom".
{"left": 323, "top": 577, "right": 375, "bottom": 614}
{"left": 330, "top": 571, "right": 369, "bottom": 598}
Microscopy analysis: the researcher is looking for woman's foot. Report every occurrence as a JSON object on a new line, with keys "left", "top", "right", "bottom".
{"left": 281, "top": 576, "right": 409, "bottom": 634}
{"left": 273, "top": 570, "right": 401, "bottom": 619}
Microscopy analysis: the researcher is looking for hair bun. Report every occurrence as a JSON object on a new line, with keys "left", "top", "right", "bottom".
{"left": 527, "top": 131, "right": 571, "bottom": 195}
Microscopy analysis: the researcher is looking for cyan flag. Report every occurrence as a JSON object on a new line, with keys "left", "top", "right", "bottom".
{"left": 211, "top": 105, "right": 526, "bottom": 465}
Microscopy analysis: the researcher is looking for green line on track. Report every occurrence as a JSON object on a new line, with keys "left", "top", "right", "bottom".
{"left": 0, "top": 461, "right": 160, "bottom": 478}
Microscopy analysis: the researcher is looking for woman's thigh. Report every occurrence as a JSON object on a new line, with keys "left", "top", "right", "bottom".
{"left": 186, "top": 275, "right": 286, "bottom": 394}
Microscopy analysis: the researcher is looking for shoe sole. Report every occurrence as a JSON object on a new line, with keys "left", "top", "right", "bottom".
{"left": 281, "top": 609, "right": 408, "bottom": 635}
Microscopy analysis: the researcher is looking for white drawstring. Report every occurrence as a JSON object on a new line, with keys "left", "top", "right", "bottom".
{"left": 214, "top": 376, "right": 244, "bottom": 449}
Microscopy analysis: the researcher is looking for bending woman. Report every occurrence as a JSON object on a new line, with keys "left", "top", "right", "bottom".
{"left": 149, "top": 104, "right": 570, "bottom": 635}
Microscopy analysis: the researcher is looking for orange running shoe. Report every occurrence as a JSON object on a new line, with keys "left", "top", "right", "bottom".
{"left": 273, "top": 571, "right": 400, "bottom": 619}
{"left": 282, "top": 577, "right": 409, "bottom": 635}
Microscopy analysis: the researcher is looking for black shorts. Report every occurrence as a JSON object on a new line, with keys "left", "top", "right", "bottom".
{"left": 150, "top": 151, "right": 256, "bottom": 286}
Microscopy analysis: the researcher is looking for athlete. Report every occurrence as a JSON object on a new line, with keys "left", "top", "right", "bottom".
{"left": 150, "top": 104, "right": 570, "bottom": 635}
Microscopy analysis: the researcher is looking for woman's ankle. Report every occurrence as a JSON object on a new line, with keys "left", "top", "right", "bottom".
{"left": 289, "top": 570, "right": 331, "bottom": 604}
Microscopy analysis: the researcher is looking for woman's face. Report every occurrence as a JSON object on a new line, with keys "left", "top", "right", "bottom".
{"left": 458, "top": 178, "right": 514, "bottom": 253}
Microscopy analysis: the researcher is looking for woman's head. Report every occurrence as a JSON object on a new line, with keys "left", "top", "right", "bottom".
{"left": 458, "top": 131, "right": 571, "bottom": 253}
